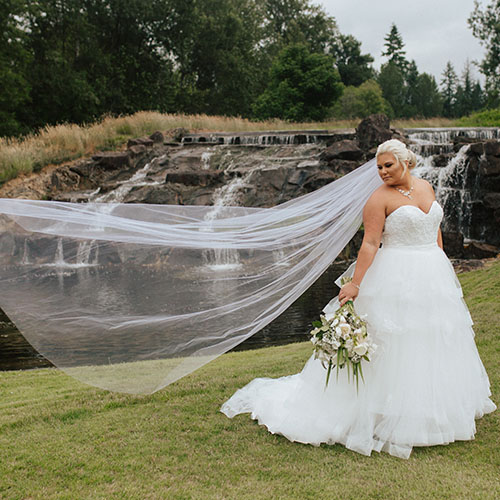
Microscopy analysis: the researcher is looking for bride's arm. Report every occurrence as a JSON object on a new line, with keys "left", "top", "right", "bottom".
{"left": 437, "top": 228, "right": 443, "bottom": 250}
{"left": 339, "top": 193, "right": 386, "bottom": 306}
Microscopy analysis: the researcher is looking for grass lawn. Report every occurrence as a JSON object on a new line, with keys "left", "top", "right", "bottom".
{"left": 0, "top": 261, "right": 498, "bottom": 500}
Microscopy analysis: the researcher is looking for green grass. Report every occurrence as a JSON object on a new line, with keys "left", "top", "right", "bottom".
{"left": 0, "top": 261, "right": 498, "bottom": 500}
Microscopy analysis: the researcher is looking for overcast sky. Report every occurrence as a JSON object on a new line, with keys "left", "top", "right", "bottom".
{"left": 319, "top": 0, "right": 486, "bottom": 84}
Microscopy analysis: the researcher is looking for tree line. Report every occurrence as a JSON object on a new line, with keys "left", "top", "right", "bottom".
{"left": 1, "top": 0, "right": 499, "bottom": 137}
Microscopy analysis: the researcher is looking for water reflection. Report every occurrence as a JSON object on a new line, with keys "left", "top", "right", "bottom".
{"left": 0, "top": 262, "right": 346, "bottom": 370}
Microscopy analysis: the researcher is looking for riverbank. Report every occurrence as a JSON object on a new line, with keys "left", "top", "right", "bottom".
{"left": 0, "top": 261, "right": 498, "bottom": 499}
{"left": 0, "top": 111, "right": 462, "bottom": 185}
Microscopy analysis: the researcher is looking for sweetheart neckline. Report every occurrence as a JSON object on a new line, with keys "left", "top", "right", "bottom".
{"left": 386, "top": 200, "right": 439, "bottom": 219}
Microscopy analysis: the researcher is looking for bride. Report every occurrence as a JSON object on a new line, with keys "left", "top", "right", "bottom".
{"left": 220, "top": 139, "right": 497, "bottom": 459}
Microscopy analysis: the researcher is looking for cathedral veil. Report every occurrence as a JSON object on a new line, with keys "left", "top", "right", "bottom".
{"left": 0, "top": 158, "right": 381, "bottom": 394}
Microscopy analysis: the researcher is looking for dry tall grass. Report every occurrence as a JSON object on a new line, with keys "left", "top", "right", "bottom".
{"left": 0, "top": 111, "right": 460, "bottom": 185}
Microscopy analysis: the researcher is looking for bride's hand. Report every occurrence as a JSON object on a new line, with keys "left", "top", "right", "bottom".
{"left": 339, "top": 282, "right": 359, "bottom": 306}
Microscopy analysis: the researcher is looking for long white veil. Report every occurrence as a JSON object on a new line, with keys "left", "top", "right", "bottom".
{"left": 0, "top": 158, "right": 381, "bottom": 394}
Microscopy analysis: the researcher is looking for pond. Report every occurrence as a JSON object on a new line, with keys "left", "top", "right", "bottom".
{"left": 0, "top": 261, "right": 347, "bottom": 371}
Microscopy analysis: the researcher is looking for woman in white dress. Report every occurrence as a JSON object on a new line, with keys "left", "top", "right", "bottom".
{"left": 220, "top": 139, "right": 497, "bottom": 459}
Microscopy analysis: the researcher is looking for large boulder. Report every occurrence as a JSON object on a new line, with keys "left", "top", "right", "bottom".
{"left": 320, "top": 139, "right": 363, "bottom": 162}
{"left": 356, "top": 114, "right": 393, "bottom": 151}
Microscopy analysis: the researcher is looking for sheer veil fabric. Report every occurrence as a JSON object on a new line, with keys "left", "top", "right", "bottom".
{"left": 0, "top": 159, "right": 381, "bottom": 394}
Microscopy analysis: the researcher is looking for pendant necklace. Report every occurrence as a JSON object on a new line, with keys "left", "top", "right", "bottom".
{"left": 394, "top": 181, "right": 414, "bottom": 199}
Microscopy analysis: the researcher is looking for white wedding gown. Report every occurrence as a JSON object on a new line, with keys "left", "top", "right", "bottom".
{"left": 220, "top": 201, "right": 497, "bottom": 459}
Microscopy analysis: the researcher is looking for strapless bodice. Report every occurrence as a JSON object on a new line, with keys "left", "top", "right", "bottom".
{"left": 381, "top": 201, "right": 443, "bottom": 248}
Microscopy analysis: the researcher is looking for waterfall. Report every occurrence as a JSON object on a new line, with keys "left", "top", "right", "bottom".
{"left": 21, "top": 240, "right": 30, "bottom": 265}
{"left": 90, "top": 156, "right": 164, "bottom": 203}
{"left": 44, "top": 238, "right": 99, "bottom": 268}
{"left": 408, "top": 125, "right": 500, "bottom": 243}
{"left": 413, "top": 146, "right": 471, "bottom": 235}
{"left": 202, "top": 173, "right": 252, "bottom": 270}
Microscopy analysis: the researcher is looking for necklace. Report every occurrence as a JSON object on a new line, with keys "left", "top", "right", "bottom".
{"left": 394, "top": 182, "right": 414, "bottom": 199}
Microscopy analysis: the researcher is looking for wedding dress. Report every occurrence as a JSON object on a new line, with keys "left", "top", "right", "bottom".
{"left": 220, "top": 200, "right": 497, "bottom": 459}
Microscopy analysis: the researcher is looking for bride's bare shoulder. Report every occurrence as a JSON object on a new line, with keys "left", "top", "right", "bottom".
{"left": 363, "top": 186, "right": 388, "bottom": 216}
{"left": 366, "top": 185, "right": 389, "bottom": 207}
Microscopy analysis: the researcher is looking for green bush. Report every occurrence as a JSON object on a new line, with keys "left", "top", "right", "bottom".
{"left": 331, "top": 80, "right": 392, "bottom": 119}
{"left": 457, "top": 108, "right": 500, "bottom": 127}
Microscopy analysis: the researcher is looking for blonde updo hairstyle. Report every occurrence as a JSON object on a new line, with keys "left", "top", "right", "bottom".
{"left": 376, "top": 139, "right": 417, "bottom": 177}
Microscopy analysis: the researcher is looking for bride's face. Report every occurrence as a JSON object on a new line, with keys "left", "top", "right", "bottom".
{"left": 376, "top": 152, "right": 407, "bottom": 185}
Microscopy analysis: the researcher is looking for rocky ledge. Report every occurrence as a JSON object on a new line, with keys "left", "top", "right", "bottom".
{"left": 0, "top": 114, "right": 498, "bottom": 259}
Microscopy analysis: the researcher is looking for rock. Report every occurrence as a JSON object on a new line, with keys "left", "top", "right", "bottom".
{"left": 92, "top": 152, "right": 131, "bottom": 170}
{"left": 122, "top": 184, "right": 182, "bottom": 204}
{"left": 165, "top": 170, "right": 223, "bottom": 186}
{"left": 171, "top": 128, "right": 190, "bottom": 142}
{"left": 302, "top": 171, "right": 338, "bottom": 190}
{"left": 433, "top": 153, "right": 453, "bottom": 168}
{"left": 320, "top": 140, "right": 363, "bottom": 162}
{"left": 442, "top": 231, "right": 464, "bottom": 258}
{"left": 468, "top": 142, "right": 484, "bottom": 155}
{"left": 484, "top": 140, "right": 500, "bottom": 157}
{"left": 50, "top": 168, "right": 80, "bottom": 191}
{"left": 462, "top": 241, "right": 500, "bottom": 259}
{"left": 480, "top": 155, "right": 500, "bottom": 176}
{"left": 127, "top": 137, "right": 154, "bottom": 148}
{"left": 484, "top": 192, "right": 500, "bottom": 209}
{"left": 149, "top": 131, "right": 165, "bottom": 143}
{"left": 52, "top": 190, "right": 100, "bottom": 203}
{"left": 128, "top": 144, "right": 147, "bottom": 156}
{"left": 327, "top": 160, "right": 360, "bottom": 175}
{"left": 451, "top": 259, "right": 488, "bottom": 274}
{"left": 356, "top": 114, "right": 393, "bottom": 151}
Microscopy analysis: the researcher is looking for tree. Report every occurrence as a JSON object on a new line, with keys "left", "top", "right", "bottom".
{"left": 404, "top": 60, "right": 420, "bottom": 117}
{"left": 441, "top": 61, "right": 458, "bottom": 117}
{"left": 455, "top": 60, "right": 476, "bottom": 116}
{"left": 260, "top": 0, "right": 339, "bottom": 54}
{"left": 332, "top": 80, "right": 390, "bottom": 118}
{"left": 468, "top": 0, "right": 500, "bottom": 106}
{"left": 381, "top": 23, "right": 408, "bottom": 73}
{"left": 377, "top": 62, "right": 405, "bottom": 117}
{"left": 331, "top": 34, "right": 374, "bottom": 87}
{"left": 0, "top": 0, "right": 31, "bottom": 136}
{"left": 412, "top": 73, "right": 443, "bottom": 117}
{"left": 252, "top": 44, "right": 343, "bottom": 121}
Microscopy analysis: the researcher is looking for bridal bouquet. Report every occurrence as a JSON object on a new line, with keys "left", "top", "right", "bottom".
{"left": 310, "top": 279, "right": 377, "bottom": 392}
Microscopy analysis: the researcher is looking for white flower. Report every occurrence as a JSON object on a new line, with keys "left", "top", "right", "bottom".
{"left": 311, "top": 327, "right": 321, "bottom": 335}
{"left": 353, "top": 343, "right": 368, "bottom": 356}
{"left": 332, "top": 318, "right": 339, "bottom": 327}
{"left": 339, "top": 323, "right": 351, "bottom": 339}
{"left": 331, "top": 339, "right": 341, "bottom": 350}
{"left": 344, "top": 338, "right": 354, "bottom": 353}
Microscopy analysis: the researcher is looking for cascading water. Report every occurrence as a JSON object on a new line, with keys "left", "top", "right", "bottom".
{"left": 409, "top": 127, "right": 499, "bottom": 242}
{"left": 90, "top": 155, "right": 165, "bottom": 203}
{"left": 202, "top": 173, "right": 252, "bottom": 270}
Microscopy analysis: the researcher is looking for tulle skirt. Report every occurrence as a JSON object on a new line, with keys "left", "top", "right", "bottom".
{"left": 220, "top": 244, "right": 496, "bottom": 459}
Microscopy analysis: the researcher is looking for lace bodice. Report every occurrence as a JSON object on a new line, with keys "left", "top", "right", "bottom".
{"left": 381, "top": 201, "right": 443, "bottom": 248}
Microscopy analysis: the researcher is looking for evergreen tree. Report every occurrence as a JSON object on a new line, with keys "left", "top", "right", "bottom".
{"left": 413, "top": 73, "right": 443, "bottom": 117}
{"left": 377, "top": 62, "right": 405, "bottom": 117}
{"left": 381, "top": 23, "right": 408, "bottom": 73}
{"left": 468, "top": 0, "right": 500, "bottom": 107}
{"left": 440, "top": 61, "right": 458, "bottom": 117}
{"left": 471, "top": 81, "right": 485, "bottom": 110}
{"left": 404, "top": 60, "right": 420, "bottom": 117}
{"left": 455, "top": 60, "right": 475, "bottom": 116}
